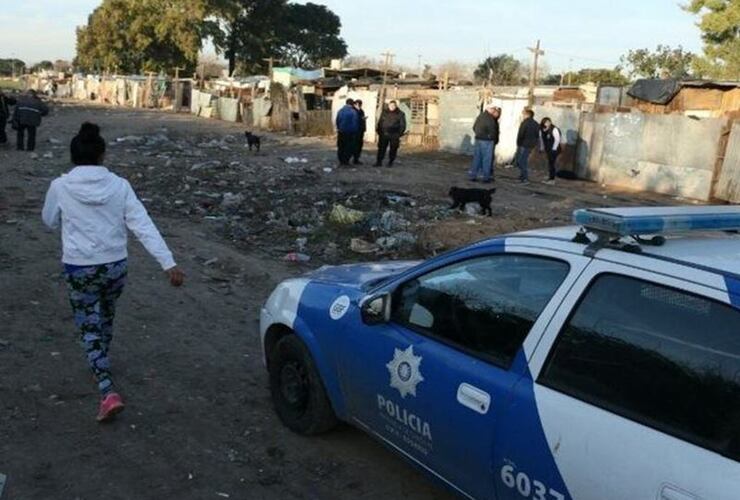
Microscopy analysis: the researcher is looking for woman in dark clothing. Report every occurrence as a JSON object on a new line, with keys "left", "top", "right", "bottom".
{"left": 539, "top": 117, "right": 562, "bottom": 184}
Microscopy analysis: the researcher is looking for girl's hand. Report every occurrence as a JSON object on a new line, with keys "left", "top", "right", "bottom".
{"left": 166, "top": 266, "right": 185, "bottom": 287}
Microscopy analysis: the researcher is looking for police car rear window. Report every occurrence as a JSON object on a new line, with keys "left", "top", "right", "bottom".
{"left": 540, "top": 274, "right": 740, "bottom": 461}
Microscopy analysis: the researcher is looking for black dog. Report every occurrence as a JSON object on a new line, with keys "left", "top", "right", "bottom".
{"left": 449, "top": 187, "right": 496, "bottom": 216}
{"left": 245, "top": 131, "right": 261, "bottom": 152}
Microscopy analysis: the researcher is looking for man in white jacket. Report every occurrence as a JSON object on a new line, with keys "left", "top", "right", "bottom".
{"left": 42, "top": 122, "right": 184, "bottom": 422}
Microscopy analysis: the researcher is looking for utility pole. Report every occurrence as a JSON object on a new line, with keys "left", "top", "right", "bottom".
{"left": 527, "top": 39, "right": 544, "bottom": 106}
{"left": 568, "top": 58, "right": 573, "bottom": 86}
{"left": 263, "top": 57, "right": 275, "bottom": 80}
{"left": 417, "top": 54, "right": 422, "bottom": 77}
{"left": 173, "top": 66, "right": 184, "bottom": 113}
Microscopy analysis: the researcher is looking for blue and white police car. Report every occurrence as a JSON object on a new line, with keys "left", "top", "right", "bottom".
{"left": 260, "top": 206, "right": 740, "bottom": 500}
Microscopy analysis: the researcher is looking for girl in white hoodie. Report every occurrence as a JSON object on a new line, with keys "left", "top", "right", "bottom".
{"left": 42, "top": 122, "right": 184, "bottom": 422}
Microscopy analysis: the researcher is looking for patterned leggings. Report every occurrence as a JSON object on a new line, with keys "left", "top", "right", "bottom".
{"left": 64, "top": 260, "right": 128, "bottom": 396}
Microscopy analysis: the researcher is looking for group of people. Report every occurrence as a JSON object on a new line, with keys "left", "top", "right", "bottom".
{"left": 335, "top": 98, "right": 407, "bottom": 167}
{"left": 469, "top": 106, "right": 562, "bottom": 185}
{"left": 0, "top": 89, "right": 49, "bottom": 151}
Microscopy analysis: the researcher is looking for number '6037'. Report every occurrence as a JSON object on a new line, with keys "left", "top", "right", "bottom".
{"left": 500, "top": 465, "right": 565, "bottom": 500}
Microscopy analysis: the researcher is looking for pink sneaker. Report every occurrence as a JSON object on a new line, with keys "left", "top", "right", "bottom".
{"left": 97, "top": 392, "right": 125, "bottom": 422}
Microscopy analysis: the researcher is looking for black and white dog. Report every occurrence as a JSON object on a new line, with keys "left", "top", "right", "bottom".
{"left": 449, "top": 186, "right": 496, "bottom": 216}
{"left": 245, "top": 131, "right": 261, "bottom": 152}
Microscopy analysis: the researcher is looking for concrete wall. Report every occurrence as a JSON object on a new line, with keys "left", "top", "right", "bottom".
{"left": 438, "top": 89, "right": 478, "bottom": 155}
{"left": 578, "top": 113, "right": 726, "bottom": 200}
{"left": 714, "top": 121, "right": 740, "bottom": 203}
{"left": 331, "top": 88, "right": 379, "bottom": 143}
{"left": 438, "top": 90, "right": 528, "bottom": 164}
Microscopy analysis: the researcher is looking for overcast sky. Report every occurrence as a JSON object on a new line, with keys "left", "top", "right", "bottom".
{"left": 0, "top": 0, "right": 703, "bottom": 72}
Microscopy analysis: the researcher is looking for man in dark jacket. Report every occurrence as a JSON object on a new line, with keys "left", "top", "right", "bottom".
{"left": 514, "top": 108, "right": 540, "bottom": 184}
{"left": 469, "top": 103, "right": 500, "bottom": 183}
{"left": 352, "top": 99, "right": 367, "bottom": 165}
{"left": 335, "top": 98, "right": 360, "bottom": 166}
{"left": 374, "top": 100, "right": 406, "bottom": 167}
{"left": 14, "top": 90, "right": 49, "bottom": 152}
{"left": 0, "top": 90, "right": 17, "bottom": 145}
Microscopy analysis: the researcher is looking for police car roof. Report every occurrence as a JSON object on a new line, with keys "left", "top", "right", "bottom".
{"left": 513, "top": 225, "right": 740, "bottom": 277}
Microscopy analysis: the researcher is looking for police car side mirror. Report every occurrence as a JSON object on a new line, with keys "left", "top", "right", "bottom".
{"left": 361, "top": 292, "right": 391, "bottom": 325}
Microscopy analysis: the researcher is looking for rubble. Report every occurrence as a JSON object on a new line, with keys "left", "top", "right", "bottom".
{"left": 350, "top": 238, "right": 378, "bottom": 254}
{"left": 329, "top": 204, "right": 365, "bottom": 225}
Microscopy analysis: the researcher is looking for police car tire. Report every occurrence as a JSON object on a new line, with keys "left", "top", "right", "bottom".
{"left": 268, "top": 335, "right": 338, "bottom": 435}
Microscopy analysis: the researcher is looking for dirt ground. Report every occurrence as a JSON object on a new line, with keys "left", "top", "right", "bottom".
{"left": 0, "top": 102, "right": 682, "bottom": 500}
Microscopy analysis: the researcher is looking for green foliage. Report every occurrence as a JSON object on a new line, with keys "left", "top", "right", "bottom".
{"left": 75, "top": 0, "right": 208, "bottom": 74}
{"left": 474, "top": 55, "right": 522, "bottom": 85}
{"left": 0, "top": 59, "right": 26, "bottom": 77}
{"left": 277, "top": 3, "right": 347, "bottom": 68}
{"left": 621, "top": 45, "right": 695, "bottom": 79}
{"left": 31, "top": 61, "right": 55, "bottom": 73}
{"left": 207, "top": 0, "right": 347, "bottom": 75}
{"left": 685, "top": 0, "right": 740, "bottom": 79}
{"left": 561, "top": 68, "right": 629, "bottom": 86}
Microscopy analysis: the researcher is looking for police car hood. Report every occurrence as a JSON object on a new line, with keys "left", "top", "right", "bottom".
{"left": 305, "top": 261, "right": 420, "bottom": 290}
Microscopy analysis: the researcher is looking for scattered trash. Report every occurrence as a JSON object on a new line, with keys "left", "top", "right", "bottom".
{"left": 296, "top": 237, "right": 308, "bottom": 252}
{"left": 379, "top": 210, "right": 410, "bottom": 233}
{"left": 30, "top": 152, "right": 39, "bottom": 160}
{"left": 323, "top": 167, "right": 333, "bottom": 173}
{"left": 350, "top": 238, "right": 378, "bottom": 254}
{"left": 220, "top": 192, "right": 245, "bottom": 210}
{"left": 284, "top": 252, "right": 311, "bottom": 263}
{"left": 283, "top": 157, "right": 308, "bottom": 164}
{"left": 116, "top": 135, "right": 146, "bottom": 144}
{"left": 42, "top": 152, "right": 54, "bottom": 159}
{"left": 329, "top": 204, "right": 365, "bottom": 225}
{"left": 465, "top": 204, "right": 481, "bottom": 216}
{"left": 48, "top": 138, "right": 62, "bottom": 145}
{"left": 216, "top": 493, "right": 230, "bottom": 498}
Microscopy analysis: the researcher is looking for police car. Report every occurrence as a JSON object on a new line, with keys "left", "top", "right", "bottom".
{"left": 260, "top": 206, "right": 740, "bottom": 500}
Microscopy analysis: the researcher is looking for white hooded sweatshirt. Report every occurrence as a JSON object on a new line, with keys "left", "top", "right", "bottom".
{"left": 42, "top": 166, "right": 176, "bottom": 270}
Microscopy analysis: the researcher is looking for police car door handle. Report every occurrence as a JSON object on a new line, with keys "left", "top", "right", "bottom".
{"left": 457, "top": 383, "right": 491, "bottom": 415}
{"left": 660, "top": 484, "right": 700, "bottom": 500}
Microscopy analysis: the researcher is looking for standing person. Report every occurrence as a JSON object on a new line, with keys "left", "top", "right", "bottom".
{"left": 352, "top": 99, "right": 367, "bottom": 165}
{"left": 42, "top": 123, "right": 185, "bottom": 422}
{"left": 0, "top": 90, "right": 16, "bottom": 146}
{"left": 539, "top": 117, "right": 562, "bottom": 184}
{"left": 514, "top": 108, "right": 540, "bottom": 184}
{"left": 14, "top": 89, "right": 49, "bottom": 152}
{"left": 374, "top": 100, "right": 406, "bottom": 167}
{"left": 468, "top": 103, "right": 500, "bottom": 183}
{"left": 335, "top": 98, "right": 360, "bottom": 166}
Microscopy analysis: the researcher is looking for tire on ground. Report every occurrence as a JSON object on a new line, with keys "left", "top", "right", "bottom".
{"left": 268, "top": 334, "right": 338, "bottom": 435}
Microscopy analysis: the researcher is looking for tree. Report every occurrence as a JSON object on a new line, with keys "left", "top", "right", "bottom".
{"left": 435, "top": 60, "right": 475, "bottom": 82}
{"left": 474, "top": 55, "right": 522, "bottom": 85}
{"left": 561, "top": 68, "right": 629, "bottom": 86}
{"left": 621, "top": 45, "right": 695, "bottom": 79}
{"left": 53, "top": 60, "right": 73, "bottom": 73}
{"left": 207, "top": 1, "right": 347, "bottom": 75}
{"left": 277, "top": 2, "right": 347, "bottom": 68}
{"left": 206, "top": 0, "right": 286, "bottom": 76}
{"left": 0, "top": 59, "right": 26, "bottom": 77}
{"left": 31, "top": 61, "right": 54, "bottom": 73}
{"left": 684, "top": 0, "right": 740, "bottom": 79}
{"left": 75, "top": 0, "right": 208, "bottom": 74}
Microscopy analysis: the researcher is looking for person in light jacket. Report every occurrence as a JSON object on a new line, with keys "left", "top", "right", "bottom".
{"left": 42, "top": 122, "right": 185, "bottom": 422}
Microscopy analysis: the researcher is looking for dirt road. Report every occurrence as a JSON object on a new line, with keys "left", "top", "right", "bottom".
{"left": 0, "top": 103, "right": 679, "bottom": 500}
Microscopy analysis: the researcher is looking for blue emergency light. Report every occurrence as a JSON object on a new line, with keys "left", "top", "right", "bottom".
{"left": 573, "top": 206, "right": 740, "bottom": 236}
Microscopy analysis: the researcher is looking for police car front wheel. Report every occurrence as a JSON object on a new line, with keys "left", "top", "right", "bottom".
{"left": 268, "top": 335, "right": 338, "bottom": 435}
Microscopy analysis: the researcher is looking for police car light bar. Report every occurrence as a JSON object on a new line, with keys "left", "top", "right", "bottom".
{"left": 573, "top": 206, "right": 740, "bottom": 236}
